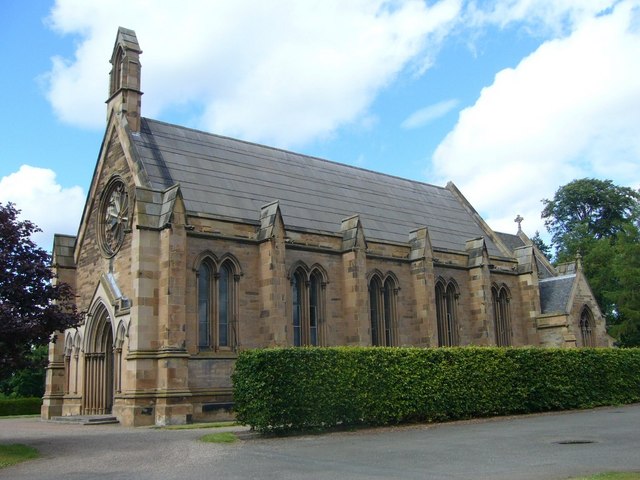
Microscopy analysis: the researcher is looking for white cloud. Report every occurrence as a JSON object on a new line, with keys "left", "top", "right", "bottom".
{"left": 433, "top": 0, "right": 640, "bottom": 237}
{"left": 401, "top": 99, "right": 459, "bottom": 129}
{"left": 465, "top": 0, "right": 616, "bottom": 34}
{"left": 45, "top": 0, "right": 461, "bottom": 148}
{"left": 42, "top": 0, "right": 640, "bottom": 242}
{"left": 0, "top": 166, "right": 85, "bottom": 250}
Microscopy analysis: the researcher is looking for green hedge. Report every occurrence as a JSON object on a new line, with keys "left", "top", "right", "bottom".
{"left": 0, "top": 397, "right": 42, "bottom": 417}
{"left": 232, "top": 347, "right": 640, "bottom": 433}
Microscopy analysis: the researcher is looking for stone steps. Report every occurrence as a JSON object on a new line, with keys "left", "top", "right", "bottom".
{"left": 49, "top": 415, "right": 119, "bottom": 425}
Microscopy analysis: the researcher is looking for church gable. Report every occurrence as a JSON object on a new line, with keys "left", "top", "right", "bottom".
{"left": 73, "top": 129, "right": 137, "bottom": 311}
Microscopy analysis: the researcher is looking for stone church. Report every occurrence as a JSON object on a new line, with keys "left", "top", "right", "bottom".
{"left": 42, "top": 28, "right": 610, "bottom": 426}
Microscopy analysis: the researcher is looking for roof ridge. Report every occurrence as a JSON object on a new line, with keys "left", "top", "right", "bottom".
{"left": 539, "top": 273, "right": 576, "bottom": 283}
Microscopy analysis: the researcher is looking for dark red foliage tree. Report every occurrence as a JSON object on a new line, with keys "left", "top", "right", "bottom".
{"left": 0, "top": 202, "right": 82, "bottom": 382}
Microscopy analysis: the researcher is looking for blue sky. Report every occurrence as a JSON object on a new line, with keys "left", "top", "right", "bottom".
{"left": 1, "top": 0, "right": 639, "bottom": 250}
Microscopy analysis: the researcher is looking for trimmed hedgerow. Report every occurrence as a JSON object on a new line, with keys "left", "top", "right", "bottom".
{"left": 0, "top": 397, "right": 42, "bottom": 417}
{"left": 232, "top": 347, "right": 640, "bottom": 433}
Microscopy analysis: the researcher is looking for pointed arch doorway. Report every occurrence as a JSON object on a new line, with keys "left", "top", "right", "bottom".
{"left": 83, "top": 304, "right": 115, "bottom": 415}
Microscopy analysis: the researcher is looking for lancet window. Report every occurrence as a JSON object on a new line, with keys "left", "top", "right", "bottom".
{"left": 436, "top": 279, "right": 459, "bottom": 347}
{"left": 492, "top": 284, "right": 512, "bottom": 347}
{"left": 291, "top": 264, "right": 326, "bottom": 346}
{"left": 197, "top": 256, "right": 239, "bottom": 350}
{"left": 579, "top": 306, "right": 595, "bottom": 347}
{"left": 369, "top": 273, "right": 398, "bottom": 347}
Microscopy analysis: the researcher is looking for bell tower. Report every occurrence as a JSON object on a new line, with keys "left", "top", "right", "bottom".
{"left": 107, "top": 27, "right": 143, "bottom": 132}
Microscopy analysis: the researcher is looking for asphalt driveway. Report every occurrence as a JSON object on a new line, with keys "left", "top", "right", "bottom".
{"left": 1, "top": 404, "right": 639, "bottom": 479}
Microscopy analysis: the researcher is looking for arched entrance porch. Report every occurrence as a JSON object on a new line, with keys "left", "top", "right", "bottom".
{"left": 82, "top": 304, "right": 115, "bottom": 415}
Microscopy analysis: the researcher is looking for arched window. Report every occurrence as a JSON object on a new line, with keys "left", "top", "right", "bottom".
{"left": 64, "top": 334, "right": 73, "bottom": 395}
{"left": 580, "top": 306, "right": 595, "bottom": 347}
{"left": 114, "top": 322, "right": 127, "bottom": 395}
{"left": 370, "top": 276, "right": 382, "bottom": 346}
{"left": 110, "top": 47, "right": 124, "bottom": 96}
{"left": 436, "top": 279, "right": 459, "bottom": 346}
{"left": 72, "top": 333, "right": 81, "bottom": 394}
{"left": 292, "top": 270, "right": 303, "bottom": 346}
{"left": 218, "top": 263, "right": 231, "bottom": 347}
{"left": 309, "top": 270, "right": 322, "bottom": 346}
{"left": 369, "top": 274, "right": 397, "bottom": 346}
{"left": 291, "top": 265, "right": 326, "bottom": 346}
{"left": 492, "top": 284, "right": 512, "bottom": 347}
{"left": 198, "top": 262, "right": 212, "bottom": 348}
{"left": 197, "top": 258, "right": 238, "bottom": 350}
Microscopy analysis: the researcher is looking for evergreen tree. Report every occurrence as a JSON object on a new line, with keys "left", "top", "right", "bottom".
{"left": 530, "top": 230, "right": 552, "bottom": 259}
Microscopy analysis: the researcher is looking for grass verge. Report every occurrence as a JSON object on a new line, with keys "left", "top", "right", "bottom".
{"left": 199, "top": 432, "right": 237, "bottom": 444}
{"left": 155, "top": 421, "right": 239, "bottom": 430}
{"left": 0, "top": 444, "right": 39, "bottom": 469}
{"left": 570, "top": 473, "right": 640, "bottom": 480}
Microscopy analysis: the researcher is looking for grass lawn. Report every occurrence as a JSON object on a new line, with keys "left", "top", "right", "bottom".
{"left": 199, "top": 432, "right": 238, "bottom": 444}
{"left": 0, "top": 444, "right": 39, "bottom": 468}
{"left": 570, "top": 474, "right": 640, "bottom": 480}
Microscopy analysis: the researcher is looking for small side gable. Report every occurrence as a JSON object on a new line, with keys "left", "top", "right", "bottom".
{"left": 465, "top": 236, "right": 488, "bottom": 268}
{"left": 340, "top": 214, "right": 367, "bottom": 251}
{"left": 408, "top": 227, "right": 433, "bottom": 261}
{"left": 257, "top": 200, "right": 283, "bottom": 241}
{"left": 135, "top": 184, "right": 183, "bottom": 230}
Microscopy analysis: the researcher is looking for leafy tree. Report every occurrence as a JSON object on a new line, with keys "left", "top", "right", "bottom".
{"left": 0, "top": 345, "right": 47, "bottom": 398}
{"left": 541, "top": 179, "right": 640, "bottom": 345}
{"left": 583, "top": 226, "right": 640, "bottom": 347}
{"left": 0, "top": 202, "right": 82, "bottom": 384}
{"left": 541, "top": 178, "right": 640, "bottom": 262}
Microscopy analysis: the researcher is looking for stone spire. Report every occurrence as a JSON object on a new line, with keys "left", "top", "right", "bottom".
{"left": 106, "top": 27, "right": 143, "bottom": 132}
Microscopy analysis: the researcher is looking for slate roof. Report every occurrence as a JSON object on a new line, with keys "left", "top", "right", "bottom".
{"left": 496, "top": 232, "right": 525, "bottom": 252}
{"left": 536, "top": 257, "right": 555, "bottom": 279}
{"left": 130, "top": 118, "right": 503, "bottom": 255}
{"left": 495, "top": 231, "right": 555, "bottom": 279}
{"left": 539, "top": 274, "right": 576, "bottom": 314}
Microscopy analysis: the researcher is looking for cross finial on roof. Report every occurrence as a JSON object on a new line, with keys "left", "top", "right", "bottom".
{"left": 514, "top": 214, "right": 524, "bottom": 232}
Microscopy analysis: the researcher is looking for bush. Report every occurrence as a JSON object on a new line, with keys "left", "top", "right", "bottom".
{"left": 0, "top": 397, "right": 42, "bottom": 416}
{"left": 0, "top": 345, "right": 47, "bottom": 398}
{"left": 232, "top": 347, "right": 640, "bottom": 433}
